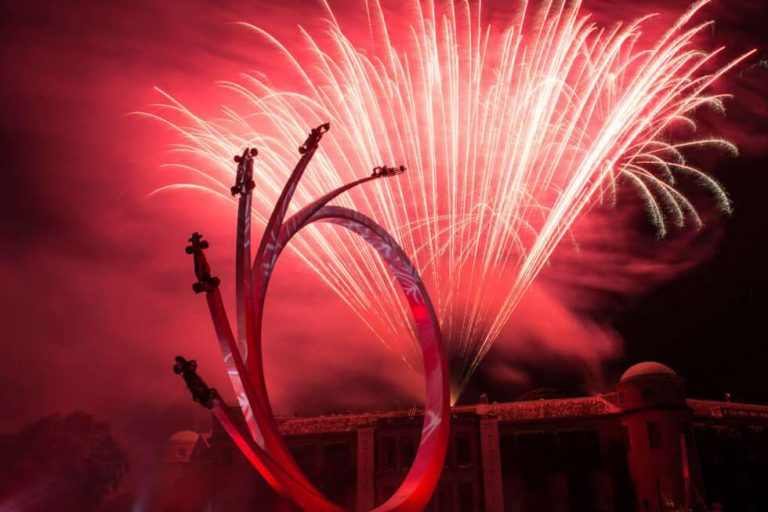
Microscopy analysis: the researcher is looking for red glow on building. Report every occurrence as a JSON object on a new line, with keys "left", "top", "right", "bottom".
{"left": 148, "top": 362, "right": 768, "bottom": 511}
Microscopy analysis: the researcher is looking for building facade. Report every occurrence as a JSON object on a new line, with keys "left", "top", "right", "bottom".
{"left": 153, "top": 362, "right": 768, "bottom": 511}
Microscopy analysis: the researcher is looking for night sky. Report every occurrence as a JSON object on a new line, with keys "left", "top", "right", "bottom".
{"left": 2, "top": 0, "right": 767, "bottom": 493}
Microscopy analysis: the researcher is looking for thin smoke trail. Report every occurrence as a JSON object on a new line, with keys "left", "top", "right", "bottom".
{"left": 144, "top": 0, "right": 753, "bottom": 401}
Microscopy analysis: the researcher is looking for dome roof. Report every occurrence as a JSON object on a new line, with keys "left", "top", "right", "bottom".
{"left": 620, "top": 361, "right": 677, "bottom": 382}
{"left": 165, "top": 430, "right": 202, "bottom": 463}
{"left": 168, "top": 430, "right": 200, "bottom": 444}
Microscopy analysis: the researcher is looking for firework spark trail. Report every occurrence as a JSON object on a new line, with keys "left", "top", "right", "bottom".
{"left": 147, "top": 0, "right": 753, "bottom": 400}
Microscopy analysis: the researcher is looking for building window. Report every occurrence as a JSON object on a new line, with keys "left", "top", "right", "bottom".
{"left": 585, "top": 430, "right": 600, "bottom": 456}
{"left": 499, "top": 435, "right": 516, "bottom": 472}
{"left": 292, "top": 444, "right": 315, "bottom": 474}
{"left": 647, "top": 421, "right": 663, "bottom": 449}
{"left": 381, "top": 436, "right": 396, "bottom": 470}
{"left": 324, "top": 443, "right": 350, "bottom": 466}
{"left": 455, "top": 433, "right": 472, "bottom": 466}
{"left": 458, "top": 482, "right": 475, "bottom": 510}
{"left": 442, "top": 484, "right": 456, "bottom": 512}
{"left": 400, "top": 436, "right": 415, "bottom": 468}
{"left": 641, "top": 387, "right": 657, "bottom": 401}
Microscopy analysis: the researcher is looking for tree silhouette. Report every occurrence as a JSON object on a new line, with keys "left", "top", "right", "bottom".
{"left": 0, "top": 411, "right": 128, "bottom": 511}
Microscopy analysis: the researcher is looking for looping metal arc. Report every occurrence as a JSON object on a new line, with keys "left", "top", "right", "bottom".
{"left": 183, "top": 124, "right": 451, "bottom": 511}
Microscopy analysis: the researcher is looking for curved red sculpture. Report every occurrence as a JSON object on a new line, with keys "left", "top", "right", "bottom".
{"left": 182, "top": 124, "right": 451, "bottom": 511}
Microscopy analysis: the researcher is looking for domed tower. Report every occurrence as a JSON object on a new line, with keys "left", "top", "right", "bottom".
{"left": 165, "top": 430, "right": 203, "bottom": 463}
{"left": 149, "top": 430, "right": 211, "bottom": 511}
{"left": 618, "top": 362, "right": 691, "bottom": 512}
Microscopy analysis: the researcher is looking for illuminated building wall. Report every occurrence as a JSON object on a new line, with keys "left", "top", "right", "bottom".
{"left": 156, "top": 363, "right": 768, "bottom": 511}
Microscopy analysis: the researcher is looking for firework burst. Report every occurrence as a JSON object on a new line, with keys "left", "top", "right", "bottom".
{"left": 146, "top": 0, "right": 752, "bottom": 401}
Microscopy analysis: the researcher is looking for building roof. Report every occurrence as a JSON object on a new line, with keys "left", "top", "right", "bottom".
{"left": 475, "top": 394, "right": 621, "bottom": 421}
{"left": 275, "top": 394, "right": 623, "bottom": 435}
{"left": 211, "top": 390, "right": 768, "bottom": 440}
{"left": 620, "top": 361, "right": 677, "bottom": 382}
{"left": 687, "top": 399, "right": 768, "bottom": 419}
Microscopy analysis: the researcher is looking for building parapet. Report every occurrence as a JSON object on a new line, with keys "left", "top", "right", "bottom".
{"left": 687, "top": 399, "right": 768, "bottom": 419}
{"left": 274, "top": 394, "right": 623, "bottom": 436}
